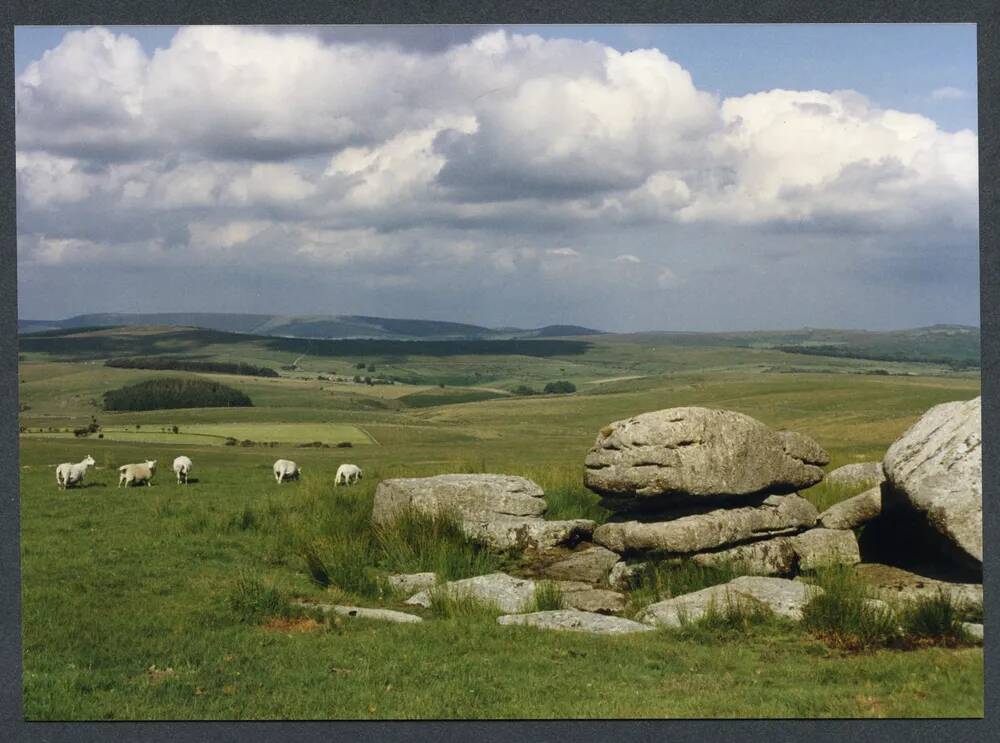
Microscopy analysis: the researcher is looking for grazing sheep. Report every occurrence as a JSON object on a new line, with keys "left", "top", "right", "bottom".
{"left": 119, "top": 460, "right": 157, "bottom": 488}
{"left": 173, "top": 456, "right": 193, "bottom": 484}
{"left": 335, "top": 463, "right": 363, "bottom": 486}
{"left": 273, "top": 459, "right": 301, "bottom": 484}
{"left": 56, "top": 455, "right": 96, "bottom": 489}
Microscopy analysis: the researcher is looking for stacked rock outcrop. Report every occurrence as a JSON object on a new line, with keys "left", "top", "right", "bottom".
{"left": 584, "top": 407, "right": 858, "bottom": 574}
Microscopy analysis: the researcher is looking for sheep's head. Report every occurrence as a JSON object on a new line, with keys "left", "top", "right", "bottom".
{"left": 84, "top": 455, "right": 96, "bottom": 466}
{"left": 148, "top": 460, "right": 157, "bottom": 469}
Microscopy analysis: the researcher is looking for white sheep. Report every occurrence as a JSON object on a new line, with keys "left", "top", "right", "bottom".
{"left": 335, "top": 463, "right": 363, "bottom": 486}
{"left": 273, "top": 459, "right": 301, "bottom": 484}
{"left": 173, "top": 456, "right": 193, "bottom": 484}
{"left": 56, "top": 455, "right": 96, "bottom": 489}
{"left": 119, "top": 460, "right": 157, "bottom": 488}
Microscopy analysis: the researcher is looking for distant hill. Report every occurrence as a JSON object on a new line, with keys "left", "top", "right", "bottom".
{"left": 17, "top": 312, "right": 604, "bottom": 341}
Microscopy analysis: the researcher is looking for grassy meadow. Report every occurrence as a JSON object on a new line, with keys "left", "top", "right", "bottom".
{"left": 17, "top": 326, "right": 983, "bottom": 719}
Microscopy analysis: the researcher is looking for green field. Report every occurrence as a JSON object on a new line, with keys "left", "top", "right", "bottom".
{"left": 17, "top": 326, "right": 983, "bottom": 719}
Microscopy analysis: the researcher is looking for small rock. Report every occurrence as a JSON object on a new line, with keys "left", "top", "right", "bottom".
{"left": 292, "top": 602, "right": 423, "bottom": 624}
{"left": 853, "top": 563, "right": 983, "bottom": 609}
{"left": 818, "top": 487, "right": 882, "bottom": 530}
{"left": 790, "top": 528, "right": 861, "bottom": 570}
{"left": 607, "top": 561, "right": 649, "bottom": 590}
{"left": 962, "top": 622, "right": 983, "bottom": 641}
{"left": 541, "top": 546, "right": 622, "bottom": 584}
{"left": 497, "top": 610, "right": 654, "bottom": 635}
{"left": 825, "top": 462, "right": 885, "bottom": 487}
{"left": 387, "top": 572, "right": 437, "bottom": 594}
{"left": 560, "top": 588, "right": 627, "bottom": 615}
{"left": 405, "top": 572, "right": 536, "bottom": 613}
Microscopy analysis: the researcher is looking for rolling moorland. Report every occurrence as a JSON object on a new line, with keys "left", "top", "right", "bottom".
{"left": 17, "top": 321, "right": 983, "bottom": 719}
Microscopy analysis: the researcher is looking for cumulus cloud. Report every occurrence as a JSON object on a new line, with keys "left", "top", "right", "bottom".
{"left": 930, "top": 85, "right": 971, "bottom": 101}
{"left": 14, "top": 26, "right": 980, "bottom": 329}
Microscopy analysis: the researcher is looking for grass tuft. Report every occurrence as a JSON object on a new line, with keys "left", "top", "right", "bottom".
{"left": 625, "top": 559, "right": 742, "bottom": 617}
{"left": 427, "top": 587, "right": 503, "bottom": 620}
{"left": 898, "top": 590, "right": 968, "bottom": 643}
{"left": 226, "top": 571, "right": 289, "bottom": 624}
{"left": 801, "top": 565, "right": 899, "bottom": 651}
{"left": 530, "top": 581, "right": 564, "bottom": 612}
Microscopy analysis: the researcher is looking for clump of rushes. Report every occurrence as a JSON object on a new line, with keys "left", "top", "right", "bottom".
{"left": 530, "top": 581, "right": 564, "bottom": 612}
{"left": 227, "top": 571, "right": 289, "bottom": 624}
{"left": 801, "top": 565, "right": 899, "bottom": 651}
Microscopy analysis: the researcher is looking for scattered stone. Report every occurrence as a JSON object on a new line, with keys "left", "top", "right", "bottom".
{"left": 825, "top": 462, "right": 885, "bottom": 487}
{"left": 883, "top": 396, "right": 982, "bottom": 567}
{"left": 584, "top": 407, "right": 828, "bottom": 500}
{"left": 818, "top": 487, "right": 882, "bottom": 530}
{"left": 541, "top": 546, "right": 622, "bottom": 584}
{"left": 962, "top": 622, "right": 984, "bottom": 641}
{"left": 560, "top": 588, "right": 627, "bottom": 614}
{"left": 372, "top": 474, "right": 594, "bottom": 550}
{"left": 790, "top": 528, "right": 861, "bottom": 571}
{"left": 593, "top": 494, "right": 818, "bottom": 555}
{"left": 386, "top": 572, "right": 437, "bottom": 594}
{"left": 292, "top": 602, "right": 423, "bottom": 624}
{"left": 607, "top": 561, "right": 648, "bottom": 590}
{"left": 690, "top": 536, "right": 798, "bottom": 576}
{"left": 497, "top": 610, "right": 654, "bottom": 635}
{"left": 405, "top": 572, "right": 536, "bottom": 613}
{"left": 638, "top": 576, "right": 823, "bottom": 628}
{"left": 853, "top": 564, "right": 983, "bottom": 609}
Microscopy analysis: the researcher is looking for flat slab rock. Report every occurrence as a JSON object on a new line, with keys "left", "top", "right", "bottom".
{"left": 498, "top": 610, "right": 654, "bottom": 635}
{"left": 638, "top": 576, "right": 823, "bottom": 628}
{"left": 559, "top": 587, "right": 627, "bottom": 615}
{"left": 853, "top": 563, "right": 983, "bottom": 609}
{"left": 883, "top": 397, "right": 982, "bottom": 566}
{"left": 292, "top": 602, "right": 423, "bottom": 624}
{"left": 818, "top": 487, "right": 882, "bottom": 530}
{"left": 372, "top": 474, "right": 594, "bottom": 550}
{"left": 691, "top": 529, "right": 859, "bottom": 575}
{"left": 405, "top": 572, "right": 537, "bottom": 613}
{"left": 593, "top": 494, "right": 818, "bottom": 555}
{"left": 584, "top": 407, "right": 828, "bottom": 500}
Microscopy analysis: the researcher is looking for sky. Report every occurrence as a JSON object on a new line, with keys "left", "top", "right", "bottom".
{"left": 14, "top": 24, "right": 979, "bottom": 331}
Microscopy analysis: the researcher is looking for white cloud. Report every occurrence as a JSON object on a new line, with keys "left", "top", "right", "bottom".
{"left": 614, "top": 254, "right": 641, "bottom": 264}
{"left": 547, "top": 248, "right": 580, "bottom": 257}
{"left": 930, "top": 86, "right": 971, "bottom": 101}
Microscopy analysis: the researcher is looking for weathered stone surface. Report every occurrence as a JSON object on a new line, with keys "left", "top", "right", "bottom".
{"left": 825, "top": 462, "right": 885, "bottom": 487}
{"left": 584, "top": 407, "right": 828, "bottom": 500}
{"left": 498, "top": 610, "right": 654, "bottom": 635}
{"left": 593, "top": 494, "right": 818, "bottom": 555}
{"left": 638, "top": 576, "right": 822, "bottom": 628}
{"left": 607, "top": 561, "right": 648, "bottom": 590}
{"left": 883, "top": 397, "right": 982, "bottom": 566}
{"left": 790, "top": 528, "right": 861, "bottom": 571}
{"left": 405, "top": 572, "right": 536, "bottom": 613}
{"left": 476, "top": 516, "right": 595, "bottom": 551}
{"left": 962, "top": 622, "right": 984, "bottom": 641}
{"left": 690, "top": 537, "right": 798, "bottom": 576}
{"left": 853, "top": 564, "right": 983, "bottom": 609}
{"left": 292, "top": 602, "right": 423, "bottom": 624}
{"left": 372, "top": 474, "right": 594, "bottom": 550}
{"left": 387, "top": 572, "right": 437, "bottom": 594}
{"left": 541, "top": 546, "right": 622, "bottom": 584}
{"left": 560, "top": 588, "right": 627, "bottom": 614}
{"left": 818, "top": 487, "right": 882, "bottom": 530}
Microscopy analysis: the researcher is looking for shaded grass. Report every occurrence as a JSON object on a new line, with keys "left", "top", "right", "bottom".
{"left": 801, "top": 477, "right": 881, "bottom": 513}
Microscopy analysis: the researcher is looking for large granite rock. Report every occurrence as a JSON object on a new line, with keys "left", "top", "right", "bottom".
{"left": 818, "top": 487, "right": 882, "bottom": 530}
{"left": 404, "top": 572, "right": 536, "bottom": 613}
{"left": 637, "top": 576, "right": 822, "bottom": 628}
{"left": 593, "top": 494, "right": 818, "bottom": 555}
{"left": 853, "top": 564, "right": 983, "bottom": 610}
{"left": 541, "top": 546, "right": 622, "bottom": 584}
{"left": 498, "top": 610, "right": 654, "bottom": 635}
{"left": 372, "top": 474, "right": 594, "bottom": 551}
{"left": 790, "top": 528, "right": 860, "bottom": 571}
{"left": 883, "top": 397, "right": 982, "bottom": 567}
{"left": 825, "top": 462, "right": 885, "bottom": 487}
{"left": 584, "top": 407, "right": 828, "bottom": 501}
